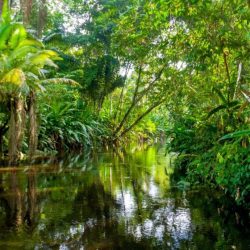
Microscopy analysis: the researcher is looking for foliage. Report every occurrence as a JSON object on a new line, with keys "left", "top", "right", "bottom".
{"left": 162, "top": 0, "right": 250, "bottom": 208}
{"left": 167, "top": 114, "right": 250, "bottom": 208}
{"left": 0, "top": 1, "right": 61, "bottom": 162}
{"left": 38, "top": 84, "right": 112, "bottom": 153}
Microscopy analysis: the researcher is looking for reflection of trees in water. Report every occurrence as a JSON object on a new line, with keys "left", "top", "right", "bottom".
{"left": 66, "top": 179, "right": 161, "bottom": 250}
{"left": 0, "top": 147, "right": 248, "bottom": 249}
{"left": 9, "top": 172, "right": 23, "bottom": 227}
{"left": 0, "top": 169, "right": 39, "bottom": 230}
{"left": 72, "top": 180, "right": 121, "bottom": 249}
{"left": 61, "top": 154, "right": 184, "bottom": 249}
{"left": 26, "top": 169, "right": 38, "bottom": 227}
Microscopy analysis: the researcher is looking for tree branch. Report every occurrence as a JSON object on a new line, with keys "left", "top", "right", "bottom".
{"left": 233, "top": 62, "right": 242, "bottom": 100}
{"left": 119, "top": 99, "right": 165, "bottom": 138}
{"left": 223, "top": 50, "right": 231, "bottom": 103}
{"left": 113, "top": 63, "right": 167, "bottom": 136}
{"left": 113, "top": 65, "right": 143, "bottom": 135}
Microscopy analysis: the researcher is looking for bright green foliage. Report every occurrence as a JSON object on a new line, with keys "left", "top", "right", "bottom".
{"left": 167, "top": 114, "right": 250, "bottom": 208}
{"left": 159, "top": 0, "right": 250, "bottom": 208}
{"left": 190, "top": 141, "right": 249, "bottom": 207}
{"left": 0, "top": 10, "right": 60, "bottom": 94}
{"left": 38, "top": 84, "right": 112, "bottom": 152}
{"left": 0, "top": 2, "right": 62, "bottom": 161}
{"left": 83, "top": 55, "right": 125, "bottom": 110}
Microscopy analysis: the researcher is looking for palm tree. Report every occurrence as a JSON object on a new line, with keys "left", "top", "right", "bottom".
{"left": 0, "top": 0, "right": 60, "bottom": 163}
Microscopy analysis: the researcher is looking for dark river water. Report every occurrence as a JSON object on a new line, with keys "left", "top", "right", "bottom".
{"left": 0, "top": 145, "right": 249, "bottom": 249}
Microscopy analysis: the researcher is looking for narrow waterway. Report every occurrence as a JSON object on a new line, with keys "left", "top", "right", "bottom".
{"left": 0, "top": 145, "right": 249, "bottom": 249}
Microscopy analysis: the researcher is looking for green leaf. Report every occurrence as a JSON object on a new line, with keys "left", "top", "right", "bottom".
{"left": 9, "top": 24, "right": 27, "bottom": 49}
{"left": 1, "top": 0, "right": 11, "bottom": 23}
{"left": 207, "top": 104, "right": 228, "bottom": 118}
{"left": 220, "top": 130, "right": 250, "bottom": 140}
{"left": 213, "top": 87, "right": 227, "bottom": 104}
{"left": 0, "top": 24, "right": 12, "bottom": 50}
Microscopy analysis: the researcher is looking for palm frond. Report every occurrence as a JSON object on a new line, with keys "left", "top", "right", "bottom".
{"left": 39, "top": 78, "right": 80, "bottom": 86}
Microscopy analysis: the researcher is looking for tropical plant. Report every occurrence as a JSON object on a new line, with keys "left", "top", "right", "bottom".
{"left": 0, "top": 0, "right": 60, "bottom": 162}
{"left": 38, "top": 84, "right": 112, "bottom": 152}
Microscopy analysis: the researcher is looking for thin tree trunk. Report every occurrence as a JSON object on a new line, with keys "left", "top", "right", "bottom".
{"left": 9, "top": 0, "right": 14, "bottom": 7}
{"left": 113, "top": 86, "right": 125, "bottom": 121}
{"left": 114, "top": 64, "right": 166, "bottom": 136}
{"left": 28, "top": 91, "right": 38, "bottom": 158}
{"left": 113, "top": 66, "right": 142, "bottom": 135}
{"left": 233, "top": 62, "right": 242, "bottom": 100}
{"left": 223, "top": 51, "right": 231, "bottom": 103}
{"left": 119, "top": 100, "right": 164, "bottom": 138}
{"left": 113, "top": 63, "right": 130, "bottom": 121}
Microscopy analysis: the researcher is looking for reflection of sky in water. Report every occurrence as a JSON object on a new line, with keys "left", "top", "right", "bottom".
{"left": 148, "top": 179, "right": 160, "bottom": 198}
{"left": 157, "top": 206, "right": 192, "bottom": 248}
{"left": 69, "top": 224, "right": 85, "bottom": 237}
{"left": 115, "top": 179, "right": 192, "bottom": 248}
{"left": 142, "top": 178, "right": 160, "bottom": 198}
{"left": 59, "top": 243, "right": 69, "bottom": 250}
{"left": 132, "top": 219, "right": 166, "bottom": 240}
{"left": 128, "top": 204, "right": 192, "bottom": 246}
{"left": 157, "top": 197, "right": 192, "bottom": 245}
{"left": 116, "top": 190, "right": 136, "bottom": 218}
{"left": 59, "top": 244, "right": 84, "bottom": 250}
{"left": 35, "top": 162, "right": 192, "bottom": 249}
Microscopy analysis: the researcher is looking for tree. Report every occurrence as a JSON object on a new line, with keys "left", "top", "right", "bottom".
{"left": 44, "top": 0, "right": 129, "bottom": 111}
{"left": 0, "top": 1, "right": 60, "bottom": 162}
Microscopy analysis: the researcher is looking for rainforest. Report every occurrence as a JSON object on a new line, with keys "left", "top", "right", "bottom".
{"left": 0, "top": 0, "right": 249, "bottom": 249}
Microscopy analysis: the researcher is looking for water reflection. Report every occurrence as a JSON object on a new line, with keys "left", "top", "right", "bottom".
{"left": 0, "top": 145, "right": 249, "bottom": 249}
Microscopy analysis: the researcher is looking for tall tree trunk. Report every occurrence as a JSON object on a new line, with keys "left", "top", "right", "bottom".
{"left": 113, "top": 64, "right": 166, "bottom": 136}
{"left": 8, "top": 97, "right": 25, "bottom": 164}
{"left": 16, "top": 97, "right": 26, "bottom": 151}
{"left": 37, "top": 0, "right": 47, "bottom": 37}
{"left": 20, "top": 0, "right": 33, "bottom": 26}
{"left": 113, "top": 66, "right": 142, "bottom": 135}
{"left": 28, "top": 91, "right": 37, "bottom": 158}
{"left": 8, "top": 98, "right": 18, "bottom": 163}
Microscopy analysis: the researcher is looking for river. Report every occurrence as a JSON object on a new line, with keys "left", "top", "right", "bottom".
{"left": 0, "top": 145, "right": 249, "bottom": 249}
